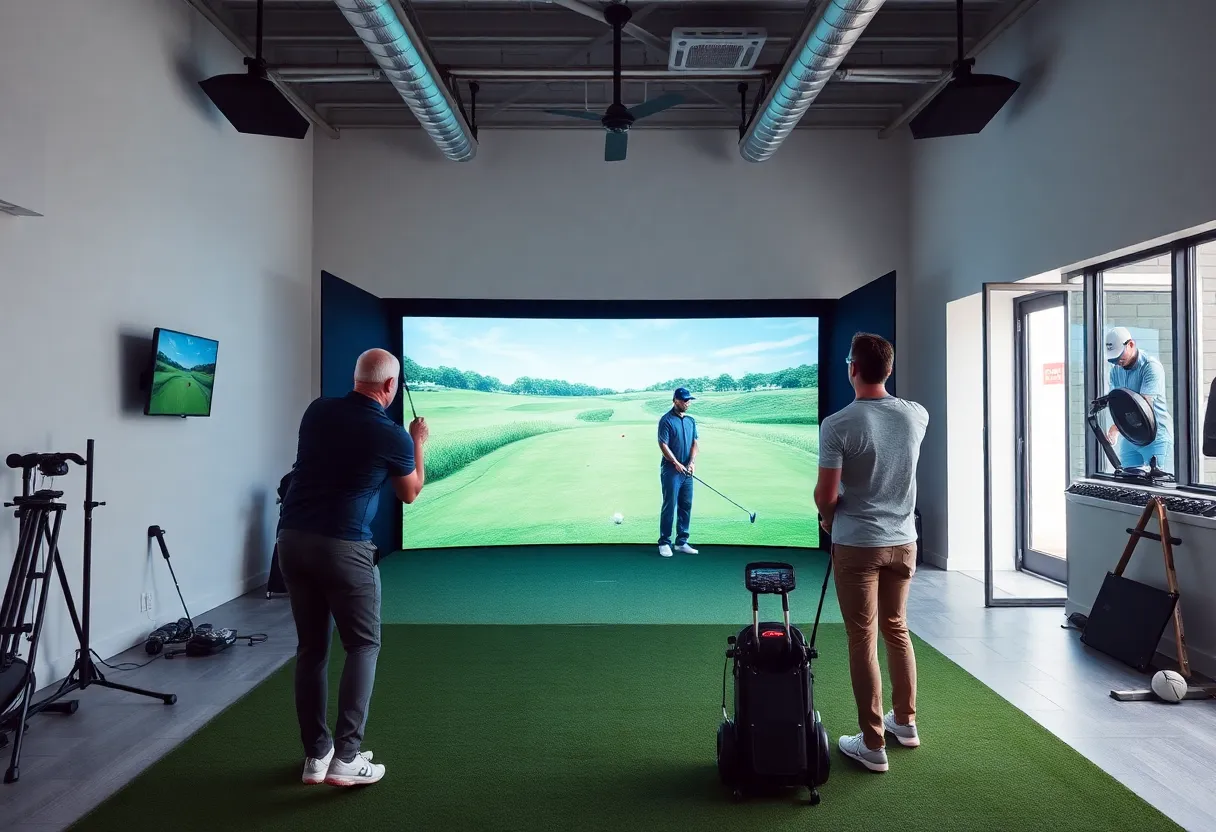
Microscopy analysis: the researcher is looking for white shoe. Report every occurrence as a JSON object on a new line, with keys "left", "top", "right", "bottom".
{"left": 883, "top": 710, "right": 920, "bottom": 747}
{"left": 674, "top": 543, "right": 698, "bottom": 554}
{"left": 838, "top": 733, "right": 888, "bottom": 772}
{"left": 302, "top": 746, "right": 335, "bottom": 785}
{"left": 658, "top": 544, "right": 673, "bottom": 557}
{"left": 324, "top": 750, "right": 384, "bottom": 786}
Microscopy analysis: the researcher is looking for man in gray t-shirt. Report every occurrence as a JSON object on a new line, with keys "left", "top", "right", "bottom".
{"left": 814, "top": 333, "right": 928, "bottom": 774}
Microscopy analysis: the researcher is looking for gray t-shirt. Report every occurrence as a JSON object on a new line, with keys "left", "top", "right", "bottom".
{"left": 818, "top": 396, "right": 928, "bottom": 548}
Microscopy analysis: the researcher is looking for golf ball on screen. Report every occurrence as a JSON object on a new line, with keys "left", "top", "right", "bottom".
{"left": 612, "top": 513, "right": 624, "bottom": 524}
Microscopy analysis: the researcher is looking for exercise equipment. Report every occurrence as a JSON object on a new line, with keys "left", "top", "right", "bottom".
{"left": 1086, "top": 387, "right": 1173, "bottom": 484}
{"left": 717, "top": 561, "right": 831, "bottom": 804}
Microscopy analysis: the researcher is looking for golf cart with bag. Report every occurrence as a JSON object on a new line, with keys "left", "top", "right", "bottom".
{"left": 717, "top": 561, "right": 831, "bottom": 804}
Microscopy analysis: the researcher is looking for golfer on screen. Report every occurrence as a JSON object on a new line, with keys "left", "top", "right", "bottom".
{"left": 1105, "top": 326, "right": 1174, "bottom": 472}
{"left": 657, "top": 387, "right": 698, "bottom": 557}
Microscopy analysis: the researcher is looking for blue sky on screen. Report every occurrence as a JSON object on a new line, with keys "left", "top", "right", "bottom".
{"left": 158, "top": 330, "right": 217, "bottom": 369}
{"left": 402, "top": 317, "right": 818, "bottom": 391}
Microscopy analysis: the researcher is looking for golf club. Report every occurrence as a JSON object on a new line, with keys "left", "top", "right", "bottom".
{"left": 689, "top": 473, "right": 756, "bottom": 523}
{"left": 401, "top": 372, "right": 417, "bottom": 421}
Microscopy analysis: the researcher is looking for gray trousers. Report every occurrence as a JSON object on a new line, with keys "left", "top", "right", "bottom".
{"left": 276, "top": 529, "right": 381, "bottom": 762}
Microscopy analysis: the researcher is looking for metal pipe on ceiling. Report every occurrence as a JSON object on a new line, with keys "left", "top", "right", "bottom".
{"left": 740, "top": 0, "right": 887, "bottom": 162}
{"left": 331, "top": 0, "right": 476, "bottom": 160}
{"left": 445, "top": 67, "right": 771, "bottom": 80}
{"left": 278, "top": 65, "right": 944, "bottom": 83}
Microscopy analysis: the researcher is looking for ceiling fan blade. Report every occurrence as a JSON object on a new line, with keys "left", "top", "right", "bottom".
{"left": 604, "top": 131, "right": 628, "bottom": 162}
{"left": 545, "top": 108, "right": 604, "bottom": 122}
{"left": 627, "top": 92, "right": 684, "bottom": 121}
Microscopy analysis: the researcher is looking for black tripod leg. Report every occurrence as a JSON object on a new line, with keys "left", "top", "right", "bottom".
{"left": 83, "top": 661, "right": 175, "bottom": 704}
{"left": 4, "top": 661, "right": 36, "bottom": 778}
{"left": 93, "top": 678, "right": 176, "bottom": 705}
{"left": 5, "top": 509, "right": 67, "bottom": 783}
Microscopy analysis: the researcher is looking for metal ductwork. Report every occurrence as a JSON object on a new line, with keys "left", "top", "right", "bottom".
{"left": 332, "top": 0, "right": 476, "bottom": 161}
{"left": 740, "top": 0, "right": 887, "bottom": 162}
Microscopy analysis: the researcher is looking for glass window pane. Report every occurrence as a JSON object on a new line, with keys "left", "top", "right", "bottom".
{"left": 1196, "top": 241, "right": 1216, "bottom": 485}
{"left": 1099, "top": 255, "right": 1176, "bottom": 475}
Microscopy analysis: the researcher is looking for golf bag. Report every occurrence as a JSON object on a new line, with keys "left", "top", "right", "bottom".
{"left": 265, "top": 471, "right": 293, "bottom": 598}
{"left": 717, "top": 561, "right": 831, "bottom": 804}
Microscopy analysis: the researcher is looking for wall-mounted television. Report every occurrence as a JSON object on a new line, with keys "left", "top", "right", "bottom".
{"left": 143, "top": 327, "right": 219, "bottom": 417}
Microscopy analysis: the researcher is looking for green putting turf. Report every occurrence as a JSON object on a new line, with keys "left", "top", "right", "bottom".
{"left": 72, "top": 623, "right": 1182, "bottom": 832}
{"left": 403, "top": 387, "right": 820, "bottom": 550}
{"left": 378, "top": 546, "right": 841, "bottom": 625}
{"left": 384, "top": 544, "right": 841, "bottom": 622}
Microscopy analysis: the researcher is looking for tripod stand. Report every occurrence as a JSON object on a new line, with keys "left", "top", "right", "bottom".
{"left": 0, "top": 440, "right": 175, "bottom": 784}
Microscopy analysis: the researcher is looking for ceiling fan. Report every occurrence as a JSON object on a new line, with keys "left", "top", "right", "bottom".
{"left": 545, "top": 2, "right": 684, "bottom": 161}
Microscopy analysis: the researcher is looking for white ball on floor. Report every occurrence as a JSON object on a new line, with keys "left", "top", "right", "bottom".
{"left": 1151, "top": 669, "right": 1187, "bottom": 703}
{"left": 612, "top": 512, "right": 623, "bottom": 524}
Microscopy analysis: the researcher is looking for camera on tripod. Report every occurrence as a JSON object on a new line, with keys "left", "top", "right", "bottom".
{"left": 5, "top": 452, "right": 85, "bottom": 480}
{"left": 1, "top": 440, "right": 175, "bottom": 785}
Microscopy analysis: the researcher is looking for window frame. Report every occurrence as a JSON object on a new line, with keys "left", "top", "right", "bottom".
{"left": 1065, "top": 227, "right": 1216, "bottom": 494}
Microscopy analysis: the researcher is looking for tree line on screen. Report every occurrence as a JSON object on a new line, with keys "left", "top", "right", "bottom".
{"left": 402, "top": 355, "right": 817, "bottom": 397}
{"left": 642, "top": 364, "right": 818, "bottom": 393}
{"left": 156, "top": 351, "right": 216, "bottom": 374}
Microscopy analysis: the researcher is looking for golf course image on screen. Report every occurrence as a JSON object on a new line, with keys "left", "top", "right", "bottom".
{"left": 400, "top": 316, "right": 819, "bottom": 550}
{"left": 146, "top": 329, "right": 218, "bottom": 417}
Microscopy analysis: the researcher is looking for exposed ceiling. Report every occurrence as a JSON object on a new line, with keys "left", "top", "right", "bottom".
{"left": 201, "top": 0, "right": 1029, "bottom": 136}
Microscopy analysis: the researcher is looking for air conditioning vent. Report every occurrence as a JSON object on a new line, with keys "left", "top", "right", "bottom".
{"left": 668, "top": 28, "right": 767, "bottom": 72}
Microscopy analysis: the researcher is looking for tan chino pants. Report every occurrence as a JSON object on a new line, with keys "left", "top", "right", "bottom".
{"left": 831, "top": 542, "right": 918, "bottom": 751}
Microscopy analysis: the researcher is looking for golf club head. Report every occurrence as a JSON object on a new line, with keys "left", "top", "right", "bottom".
{"left": 749, "top": 513, "right": 756, "bottom": 524}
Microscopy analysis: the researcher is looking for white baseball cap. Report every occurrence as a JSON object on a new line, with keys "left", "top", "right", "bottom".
{"left": 1104, "top": 326, "right": 1133, "bottom": 361}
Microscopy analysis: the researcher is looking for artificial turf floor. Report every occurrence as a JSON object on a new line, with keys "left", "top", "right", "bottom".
{"left": 71, "top": 547, "right": 1181, "bottom": 831}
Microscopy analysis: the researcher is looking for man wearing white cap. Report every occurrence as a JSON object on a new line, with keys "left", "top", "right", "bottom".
{"left": 1104, "top": 326, "right": 1174, "bottom": 472}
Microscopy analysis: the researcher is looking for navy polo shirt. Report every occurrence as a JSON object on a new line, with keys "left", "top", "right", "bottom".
{"left": 279, "top": 391, "right": 415, "bottom": 542}
{"left": 657, "top": 409, "right": 698, "bottom": 470}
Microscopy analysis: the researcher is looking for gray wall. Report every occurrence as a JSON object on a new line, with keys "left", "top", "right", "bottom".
{"left": 906, "top": 0, "right": 1216, "bottom": 562}
{"left": 313, "top": 128, "right": 911, "bottom": 301}
{"left": 0, "top": 0, "right": 314, "bottom": 684}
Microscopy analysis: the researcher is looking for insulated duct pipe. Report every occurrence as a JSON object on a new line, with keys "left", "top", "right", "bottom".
{"left": 332, "top": 0, "right": 476, "bottom": 161}
{"left": 740, "top": 0, "right": 887, "bottom": 162}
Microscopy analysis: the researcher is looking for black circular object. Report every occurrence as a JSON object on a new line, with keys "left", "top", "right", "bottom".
{"left": 1108, "top": 388, "right": 1157, "bottom": 446}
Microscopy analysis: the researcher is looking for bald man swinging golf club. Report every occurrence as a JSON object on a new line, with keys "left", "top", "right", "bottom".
{"left": 277, "top": 348, "right": 428, "bottom": 787}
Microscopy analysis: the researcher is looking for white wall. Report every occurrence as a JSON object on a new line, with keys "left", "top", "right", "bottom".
{"left": 905, "top": 0, "right": 1216, "bottom": 563}
{"left": 0, "top": 0, "right": 314, "bottom": 686}
{"left": 313, "top": 128, "right": 909, "bottom": 300}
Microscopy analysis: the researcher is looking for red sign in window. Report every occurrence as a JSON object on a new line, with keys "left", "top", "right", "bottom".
{"left": 1042, "top": 363, "right": 1065, "bottom": 385}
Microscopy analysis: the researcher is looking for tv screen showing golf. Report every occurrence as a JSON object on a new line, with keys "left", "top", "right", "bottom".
{"left": 400, "top": 315, "right": 819, "bottom": 550}
{"left": 144, "top": 328, "right": 219, "bottom": 417}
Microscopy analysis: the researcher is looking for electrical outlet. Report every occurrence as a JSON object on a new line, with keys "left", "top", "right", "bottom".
{"left": 139, "top": 593, "right": 150, "bottom": 612}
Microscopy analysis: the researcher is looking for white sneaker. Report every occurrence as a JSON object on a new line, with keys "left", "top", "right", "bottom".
{"left": 302, "top": 746, "right": 335, "bottom": 785}
{"left": 883, "top": 710, "right": 920, "bottom": 747}
{"left": 674, "top": 543, "right": 698, "bottom": 554}
{"left": 658, "top": 544, "right": 673, "bottom": 557}
{"left": 324, "top": 750, "right": 384, "bottom": 786}
{"left": 838, "top": 733, "right": 888, "bottom": 772}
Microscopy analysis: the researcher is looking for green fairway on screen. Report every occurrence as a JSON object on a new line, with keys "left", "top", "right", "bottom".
{"left": 400, "top": 317, "right": 819, "bottom": 549}
{"left": 146, "top": 329, "right": 218, "bottom": 417}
